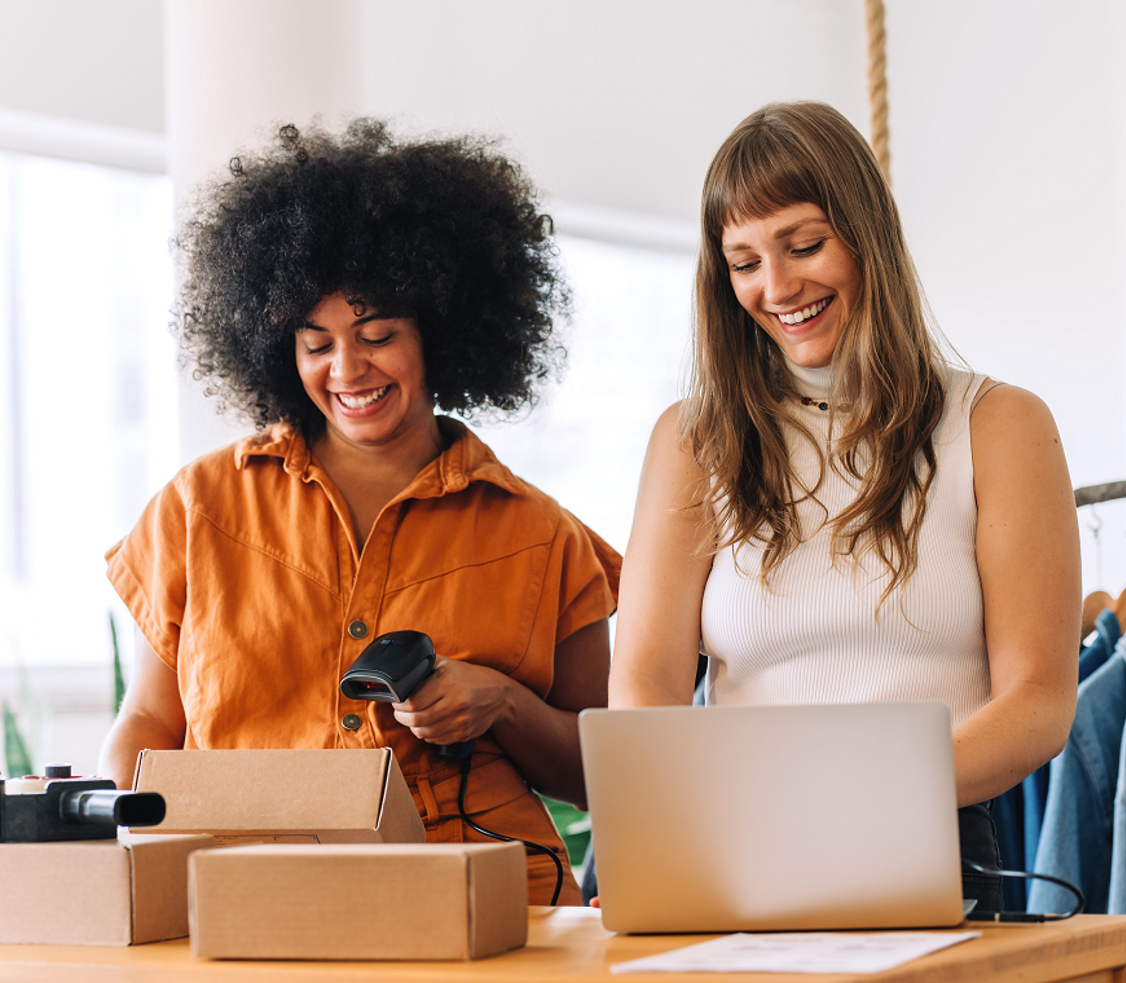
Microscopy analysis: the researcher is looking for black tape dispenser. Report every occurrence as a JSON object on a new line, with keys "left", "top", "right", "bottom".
{"left": 0, "top": 764, "right": 165, "bottom": 842}
{"left": 340, "top": 630, "right": 474, "bottom": 758}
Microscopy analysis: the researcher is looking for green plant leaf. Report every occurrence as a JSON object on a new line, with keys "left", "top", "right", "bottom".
{"left": 3, "top": 702, "right": 33, "bottom": 778}
{"left": 110, "top": 612, "right": 126, "bottom": 714}
{"left": 538, "top": 794, "right": 591, "bottom": 866}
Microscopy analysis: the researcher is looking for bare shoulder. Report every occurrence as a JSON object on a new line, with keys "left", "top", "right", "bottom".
{"left": 970, "top": 381, "right": 1058, "bottom": 438}
{"left": 970, "top": 382, "right": 1072, "bottom": 509}
{"left": 648, "top": 401, "right": 690, "bottom": 456}
{"left": 642, "top": 402, "right": 706, "bottom": 506}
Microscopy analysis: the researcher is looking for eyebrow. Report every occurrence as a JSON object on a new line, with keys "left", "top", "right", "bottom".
{"left": 298, "top": 312, "right": 390, "bottom": 331}
{"left": 722, "top": 217, "right": 828, "bottom": 252}
{"left": 772, "top": 218, "right": 826, "bottom": 240}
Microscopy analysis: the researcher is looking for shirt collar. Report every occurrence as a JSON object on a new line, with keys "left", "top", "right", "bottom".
{"left": 232, "top": 418, "right": 528, "bottom": 499}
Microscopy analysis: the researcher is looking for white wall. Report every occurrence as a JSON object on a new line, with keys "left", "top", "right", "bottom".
{"left": 887, "top": 0, "right": 1126, "bottom": 488}
{"left": 355, "top": 0, "right": 867, "bottom": 223}
{"left": 0, "top": 0, "right": 163, "bottom": 132}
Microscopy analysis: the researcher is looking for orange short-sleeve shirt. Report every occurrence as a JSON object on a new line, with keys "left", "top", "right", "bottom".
{"left": 106, "top": 419, "right": 620, "bottom": 904}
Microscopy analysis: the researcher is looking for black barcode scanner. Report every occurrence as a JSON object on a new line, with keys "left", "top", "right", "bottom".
{"left": 340, "top": 630, "right": 474, "bottom": 758}
{"left": 338, "top": 627, "right": 565, "bottom": 905}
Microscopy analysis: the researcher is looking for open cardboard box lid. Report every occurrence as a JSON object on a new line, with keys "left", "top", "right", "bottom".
{"left": 134, "top": 748, "right": 424, "bottom": 845}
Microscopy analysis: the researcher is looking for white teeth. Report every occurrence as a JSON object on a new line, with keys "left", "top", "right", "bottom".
{"left": 778, "top": 298, "right": 829, "bottom": 325}
{"left": 337, "top": 386, "right": 390, "bottom": 409}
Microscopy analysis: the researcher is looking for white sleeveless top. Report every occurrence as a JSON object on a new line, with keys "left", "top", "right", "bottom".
{"left": 701, "top": 363, "right": 991, "bottom": 728}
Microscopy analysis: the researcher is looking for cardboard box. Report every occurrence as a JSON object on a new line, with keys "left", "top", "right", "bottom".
{"left": 134, "top": 748, "right": 424, "bottom": 846}
{"left": 0, "top": 832, "right": 213, "bottom": 945}
{"left": 189, "top": 842, "right": 528, "bottom": 961}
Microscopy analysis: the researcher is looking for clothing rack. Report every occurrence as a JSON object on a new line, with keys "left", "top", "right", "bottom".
{"left": 1075, "top": 481, "right": 1126, "bottom": 508}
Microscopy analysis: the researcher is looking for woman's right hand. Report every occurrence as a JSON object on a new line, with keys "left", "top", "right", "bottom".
{"left": 609, "top": 404, "right": 714, "bottom": 708}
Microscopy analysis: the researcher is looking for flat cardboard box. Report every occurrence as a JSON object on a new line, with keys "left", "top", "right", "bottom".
{"left": 0, "top": 832, "right": 213, "bottom": 945}
{"left": 134, "top": 748, "right": 424, "bottom": 846}
{"left": 190, "top": 842, "right": 528, "bottom": 961}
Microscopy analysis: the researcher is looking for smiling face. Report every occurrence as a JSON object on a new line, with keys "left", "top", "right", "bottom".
{"left": 721, "top": 202, "right": 861, "bottom": 368}
{"left": 294, "top": 293, "right": 435, "bottom": 451}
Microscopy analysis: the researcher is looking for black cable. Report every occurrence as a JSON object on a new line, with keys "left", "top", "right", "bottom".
{"left": 962, "top": 860, "right": 1085, "bottom": 921}
{"left": 456, "top": 754, "right": 565, "bottom": 906}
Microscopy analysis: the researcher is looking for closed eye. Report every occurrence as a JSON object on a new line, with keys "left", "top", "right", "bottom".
{"left": 731, "top": 260, "right": 759, "bottom": 274}
{"left": 793, "top": 239, "right": 826, "bottom": 257}
{"left": 303, "top": 341, "right": 332, "bottom": 356}
{"left": 361, "top": 334, "right": 393, "bottom": 348}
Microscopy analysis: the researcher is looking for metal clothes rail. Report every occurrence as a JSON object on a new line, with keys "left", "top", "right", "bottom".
{"left": 1075, "top": 482, "right": 1126, "bottom": 508}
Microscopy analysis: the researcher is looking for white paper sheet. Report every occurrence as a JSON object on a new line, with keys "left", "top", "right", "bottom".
{"left": 610, "top": 931, "right": 981, "bottom": 975}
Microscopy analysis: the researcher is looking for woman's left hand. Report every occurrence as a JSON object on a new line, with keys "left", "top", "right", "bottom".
{"left": 391, "top": 618, "right": 610, "bottom": 807}
{"left": 391, "top": 656, "right": 513, "bottom": 746}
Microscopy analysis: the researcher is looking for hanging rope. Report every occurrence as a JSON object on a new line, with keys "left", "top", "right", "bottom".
{"left": 865, "top": 0, "right": 891, "bottom": 183}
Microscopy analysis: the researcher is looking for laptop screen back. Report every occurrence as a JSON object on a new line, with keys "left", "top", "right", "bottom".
{"left": 578, "top": 702, "right": 964, "bottom": 932}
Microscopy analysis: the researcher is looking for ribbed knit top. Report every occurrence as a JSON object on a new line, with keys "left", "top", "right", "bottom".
{"left": 700, "top": 362, "right": 990, "bottom": 729}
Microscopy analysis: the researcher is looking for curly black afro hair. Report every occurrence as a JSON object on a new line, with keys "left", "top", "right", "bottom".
{"left": 174, "top": 119, "right": 568, "bottom": 433}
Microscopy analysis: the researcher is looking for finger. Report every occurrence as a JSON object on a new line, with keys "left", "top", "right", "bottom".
{"left": 393, "top": 679, "right": 445, "bottom": 714}
{"left": 393, "top": 706, "right": 475, "bottom": 745}
{"left": 408, "top": 724, "right": 462, "bottom": 745}
{"left": 392, "top": 705, "right": 447, "bottom": 730}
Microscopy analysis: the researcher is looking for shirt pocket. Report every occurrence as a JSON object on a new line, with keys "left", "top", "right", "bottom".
{"left": 376, "top": 542, "right": 550, "bottom": 677}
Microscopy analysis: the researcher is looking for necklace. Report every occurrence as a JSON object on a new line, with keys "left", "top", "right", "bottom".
{"left": 798, "top": 395, "right": 830, "bottom": 412}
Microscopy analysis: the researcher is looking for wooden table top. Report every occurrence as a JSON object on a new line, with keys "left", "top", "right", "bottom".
{"left": 0, "top": 908, "right": 1123, "bottom": 982}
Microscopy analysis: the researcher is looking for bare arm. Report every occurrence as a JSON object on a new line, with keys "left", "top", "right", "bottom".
{"left": 391, "top": 618, "right": 610, "bottom": 809}
{"left": 609, "top": 404, "right": 715, "bottom": 707}
{"left": 97, "top": 629, "right": 186, "bottom": 789}
{"left": 953, "top": 384, "right": 1080, "bottom": 807}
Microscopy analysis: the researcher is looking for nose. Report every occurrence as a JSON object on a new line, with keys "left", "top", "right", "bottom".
{"left": 762, "top": 258, "right": 801, "bottom": 307}
{"left": 328, "top": 341, "right": 370, "bottom": 384}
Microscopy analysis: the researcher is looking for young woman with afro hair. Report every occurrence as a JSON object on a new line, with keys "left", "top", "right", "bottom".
{"left": 100, "top": 120, "right": 620, "bottom": 905}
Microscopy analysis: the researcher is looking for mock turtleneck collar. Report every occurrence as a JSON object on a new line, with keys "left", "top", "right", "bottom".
{"left": 784, "top": 356, "right": 832, "bottom": 400}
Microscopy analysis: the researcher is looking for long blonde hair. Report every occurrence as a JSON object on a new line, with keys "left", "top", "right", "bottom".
{"left": 686, "top": 101, "right": 947, "bottom": 604}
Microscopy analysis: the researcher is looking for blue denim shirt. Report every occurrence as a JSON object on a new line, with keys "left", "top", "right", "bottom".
{"left": 1080, "top": 608, "right": 1121, "bottom": 683}
{"left": 1028, "top": 645, "right": 1126, "bottom": 914}
{"left": 1107, "top": 715, "right": 1126, "bottom": 912}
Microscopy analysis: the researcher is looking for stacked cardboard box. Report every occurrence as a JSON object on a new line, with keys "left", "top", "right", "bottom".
{"left": 143, "top": 749, "right": 529, "bottom": 960}
{"left": 0, "top": 832, "right": 212, "bottom": 945}
{"left": 189, "top": 841, "right": 528, "bottom": 960}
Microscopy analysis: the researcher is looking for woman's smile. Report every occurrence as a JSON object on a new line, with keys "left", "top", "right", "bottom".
{"left": 335, "top": 385, "right": 392, "bottom": 411}
{"left": 775, "top": 296, "right": 832, "bottom": 327}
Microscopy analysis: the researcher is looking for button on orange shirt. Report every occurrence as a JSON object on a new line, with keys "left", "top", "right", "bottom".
{"left": 107, "top": 420, "right": 620, "bottom": 904}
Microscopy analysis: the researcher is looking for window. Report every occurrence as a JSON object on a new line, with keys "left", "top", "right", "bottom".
{"left": 0, "top": 151, "right": 176, "bottom": 673}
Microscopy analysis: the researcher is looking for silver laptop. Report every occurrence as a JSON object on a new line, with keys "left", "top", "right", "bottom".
{"left": 578, "top": 702, "right": 965, "bottom": 932}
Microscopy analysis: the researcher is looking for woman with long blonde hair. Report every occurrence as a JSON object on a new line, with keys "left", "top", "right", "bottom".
{"left": 609, "top": 102, "right": 1079, "bottom": 912}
